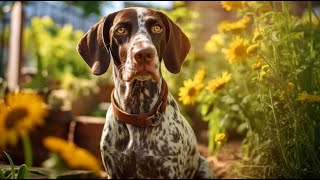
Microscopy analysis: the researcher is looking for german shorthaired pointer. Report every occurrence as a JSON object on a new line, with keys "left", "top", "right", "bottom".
{"left": 77, "top": 7, "right": 214, "bottom": 179}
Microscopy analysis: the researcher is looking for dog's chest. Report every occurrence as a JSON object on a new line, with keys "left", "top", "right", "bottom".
{"left": 100, "top": 95, "right": 198, "bottom": 178}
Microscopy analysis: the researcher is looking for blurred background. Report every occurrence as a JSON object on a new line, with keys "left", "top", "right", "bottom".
{"left": 0, "top": 1, "right": 320, "bottom": 179}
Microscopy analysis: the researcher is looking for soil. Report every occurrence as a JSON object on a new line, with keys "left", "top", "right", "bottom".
{"left": 197, "top": 136, "right": 243, "bottom": 179}
{"left": 191, "top": 111, "right": 244, "bottom": 179}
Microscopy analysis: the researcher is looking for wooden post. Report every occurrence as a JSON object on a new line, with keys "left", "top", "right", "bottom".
{"left": 7, "top": 1, "right": 24, "bottom": 91}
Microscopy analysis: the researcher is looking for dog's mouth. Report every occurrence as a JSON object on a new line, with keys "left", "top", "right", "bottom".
{"left": 122, "top": 65, "right": 160, "bottom": 82}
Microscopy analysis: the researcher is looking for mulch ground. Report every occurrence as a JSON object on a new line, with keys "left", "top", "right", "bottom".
{"left": 198, "top": 137, "right": 243, "bottom": 179}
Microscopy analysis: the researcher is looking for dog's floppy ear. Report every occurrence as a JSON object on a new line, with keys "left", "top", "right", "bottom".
{"left": 158, "top": 11, "right": 191, "bottom": 74}
{"left": 77, "top": 12, "right": 117, "bottom": 75}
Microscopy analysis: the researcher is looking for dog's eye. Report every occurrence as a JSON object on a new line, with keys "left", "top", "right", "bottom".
{"left": 152, "top": 25, "right": 162, "bottom": 33}
{"left": 116, "top": 27, "right": 126, "bottom": 35}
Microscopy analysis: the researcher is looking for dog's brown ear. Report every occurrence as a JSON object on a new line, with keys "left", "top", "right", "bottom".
{"left": 158, "top": 11, "right": 191, "bottom": 74}
{"left": 77, "top": 12, "right": 117, "bottom": 75}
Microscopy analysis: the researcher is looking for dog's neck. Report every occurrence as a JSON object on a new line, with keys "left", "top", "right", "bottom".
{"left": 112, "top": 66, "right": 162, "bottom": 114}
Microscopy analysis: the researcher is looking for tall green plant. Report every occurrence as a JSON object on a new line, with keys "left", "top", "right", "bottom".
{"left": 231, "top": 1, "right": 320, "bottom": 178}
{"left": 23, "top": 16, "right": 89, "bottom": 89}
{"left": 177, "top": 1, "right": 320, "bottom": 178}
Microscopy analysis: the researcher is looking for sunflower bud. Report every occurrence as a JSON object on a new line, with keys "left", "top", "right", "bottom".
{"left": 252, "top": 61, "right": 262, "bottom": 70}
{"left": 246, "top": 44, "right": 260, "bottom": 55}
{"left": 259, "top": 71, "right": 267, "bottom": 81}
{"left": 261, "top": 65, "right": 269, "bottom": 71}
{"left": 253, "top": 33, "right": 263, "bottom": 43}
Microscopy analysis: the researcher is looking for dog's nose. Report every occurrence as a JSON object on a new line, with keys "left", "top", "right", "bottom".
{"left": 133, "top": 47, "right": 155, "bottom": 64}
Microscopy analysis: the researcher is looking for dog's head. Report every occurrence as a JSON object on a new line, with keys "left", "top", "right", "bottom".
{"left": 77, "top": 7, "right": 190, "bottom": 82}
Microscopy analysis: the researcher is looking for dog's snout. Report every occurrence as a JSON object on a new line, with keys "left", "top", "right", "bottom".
{"left": 133, "top": 47, "right": 155, "bottom": 63}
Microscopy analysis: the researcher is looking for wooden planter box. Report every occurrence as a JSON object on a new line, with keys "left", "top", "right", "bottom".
{"left": 71, "top": 116, "right": 105, "bottom": 166}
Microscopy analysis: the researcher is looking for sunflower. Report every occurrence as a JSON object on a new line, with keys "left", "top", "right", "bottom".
{"left": 224, "top": 36, "right": 250, "bottom": 64}
{"left": 207, "top": 72, "right": 232, "bottom": 92}
{"left": 218, "top": 16, "right": 251, "bottom": 33}
{"left": 179, "top": 79, "right": 204, "bottom": 105}
{"left": 43, "top": 136, "right": 102, "bottom": 176}
{"left": 0, "top": 91, "right": 48, "bottom": 148}
{"left": 221, "top": 1, "right": 243, "bottom": 11}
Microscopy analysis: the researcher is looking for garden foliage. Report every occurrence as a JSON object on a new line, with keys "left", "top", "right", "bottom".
{"left": 176, "top": 1, "right": 320, "bottom": 178}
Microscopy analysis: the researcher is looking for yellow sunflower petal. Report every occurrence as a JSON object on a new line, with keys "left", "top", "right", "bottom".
{"left": 207, "top": 72, "right": 232, "bottom": 92}
{"left": 194, "top": 68, "right": 206, "bottom": 84}
{"left": 43, "top": 136, "right": 102, "bottom": 176}
{"left": 221, "top": 1, "right": 244, "bottom": 11}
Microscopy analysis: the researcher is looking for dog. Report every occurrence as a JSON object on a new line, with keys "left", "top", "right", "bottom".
{"left": 77, "top": 7, "right": 214, "bottom": 179}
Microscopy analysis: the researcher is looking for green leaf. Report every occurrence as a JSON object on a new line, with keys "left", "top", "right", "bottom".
{"left": 0, "top": 168, "right": 6, "bottom": 179}
{"left": 17, "top": 164, "right": 28, "bottom": 179}
{"left": 200, "top": 103, "right": 213, "bottom": 117}
{"left": 3, "top": 151, "right": 15, "bottom": 179}
{"left": 6, "top": 172, "right": 12, "bottom": 179}
{"left": 237, "top": 122, "right": 248, "bottom": 134}
{"left": 28, "top": 169, "right": 48, "bottom": 177}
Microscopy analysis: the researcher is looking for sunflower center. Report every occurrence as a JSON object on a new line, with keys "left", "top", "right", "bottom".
{"left": 215, "top": 83, "right": 225, "bottom": 91}
{"left": 234, "top": 45, "right": 245, "bottom": 57}
{"left": 188, "top": 87, "right": 197, "bottom": 96}
{"left": 5, "top": 108, "right": 28, "bottom": 129}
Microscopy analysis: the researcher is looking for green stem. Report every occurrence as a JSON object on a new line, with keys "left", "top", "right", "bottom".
{"left": 306, "top": 1, "right": 313, "bottom": 92}
{"left": 259, "top": 53, "right": 280, "bottom": 82}
{"left": 22, "top": 134, "right": 33, "bottom": 169}
{"left": 308, "top": 1, "right": 314, "bottom": 56}
{"left": 269, "top": 89, "right": 289, "bottom": 168}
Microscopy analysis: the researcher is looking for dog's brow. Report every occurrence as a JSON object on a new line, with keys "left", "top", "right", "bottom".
{"left": 144, "top": 17, "right": 161, "bottom": 23}
{"left": 114, "top": 17, "right": 133, "bottom": 24}
{"left": 114, "top": 21, "right": 131, "bottom": 28}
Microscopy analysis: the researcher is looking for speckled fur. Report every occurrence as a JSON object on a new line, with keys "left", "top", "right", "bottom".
{"left": 99, "top": 7, "right": 214, "bottom": 179}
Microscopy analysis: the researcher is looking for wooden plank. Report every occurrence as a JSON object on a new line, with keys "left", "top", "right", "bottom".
{"left": 7, "top": 1, "right": 24, "bottom": 91}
